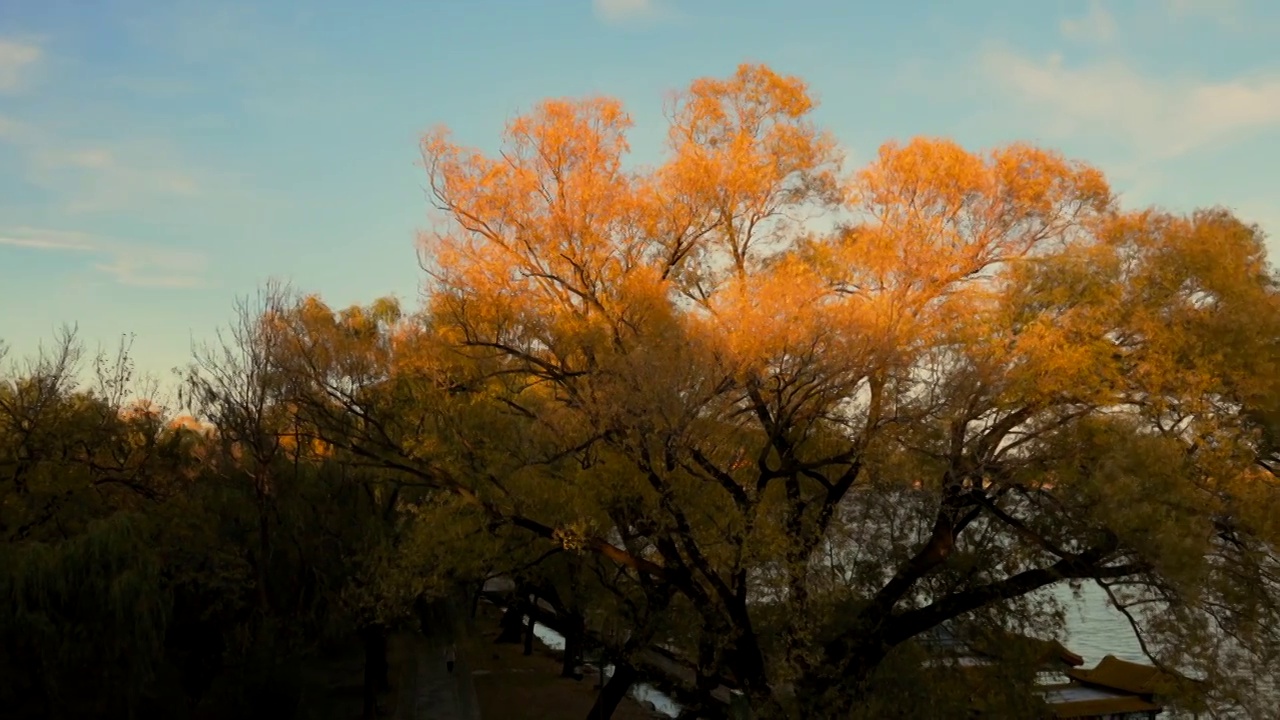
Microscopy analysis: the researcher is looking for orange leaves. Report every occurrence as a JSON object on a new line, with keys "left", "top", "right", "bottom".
{"left": 1094, "top": 210, "right": 1280, "bottom": 411}
{"left": 420, "top": 64, "right": 851, "bottom": 376}
{"left": 660, "top": 64, "right": 843, "bottom": 279}
{"left": 422, "top": 96, "right": 639, "bottom": 325}
{"left": 849, "top": 138, "right": 1113, "bottom": 306}
{"left": 412, "top": 63, "right": 1279, "bottom": 474}
{"left": 988, "top": 143, "right": 1110, "bottom": 224}
{"left": 676, "top": 63, "right": 816, "bottom": 139}
{"left": 710, "top": 256, "right": 828, "bottom": 370}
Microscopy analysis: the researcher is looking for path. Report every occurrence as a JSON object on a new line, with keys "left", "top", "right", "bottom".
{"left": 396, "top": 601, "right": 481, "bottom": 720}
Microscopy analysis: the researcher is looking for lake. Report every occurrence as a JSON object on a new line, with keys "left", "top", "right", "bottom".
{"left": 1058, "top": 584, "right": 1147, "bottom": 665}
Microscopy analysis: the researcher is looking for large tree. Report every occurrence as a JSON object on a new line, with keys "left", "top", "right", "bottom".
{"left": 272, "top": 64, "right": 1280, "bottom": 717}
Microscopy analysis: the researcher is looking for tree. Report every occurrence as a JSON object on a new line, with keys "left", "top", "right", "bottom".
{"left": 0, "top": 332, "right": 176, "bottom": 718}
{"left": 265, "top": 63, "right": 1280, "bottom": 717}
{"left": 186, "top": 285, "right": 298, "bottom": 615}
{"left": 251, "top": 290, "right": 521, "bottom": 717}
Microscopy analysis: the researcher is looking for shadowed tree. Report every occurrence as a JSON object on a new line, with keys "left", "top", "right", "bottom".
{"left": 0, "top": 332, "right": 177, "bottom": 719}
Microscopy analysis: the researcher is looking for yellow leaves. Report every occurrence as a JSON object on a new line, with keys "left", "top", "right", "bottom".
{"left": 552, "top": 521, "right": 591, "bottom": 552}
{"left": 1088, "top": 210, "right": 1280, "bottom": 412}
{"left": 278, "top": 426, "right": 333, "bottom": 461}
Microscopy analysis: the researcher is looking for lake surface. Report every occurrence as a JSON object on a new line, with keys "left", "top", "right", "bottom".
{"left": 1058, "top": 584, "right": 1148, "bottom": 665}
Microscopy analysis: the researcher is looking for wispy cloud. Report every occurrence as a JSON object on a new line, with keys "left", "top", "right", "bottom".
{"left": 979, "top": 49, "right": 1280, "bottom": 161}
{"left": 0, "top": 229, "right": 96, "bottom": 252}
{"left": 0, "top": 227, "right": 209, "bottom": 289}
{"left": 32, "top": 140, "right": 201, "bottom": 214}
{"left": 592, "top": 0, "right": 670, "bottom": 26}
{"left": 0, "top": 114, "right": 202, "bottom": 214}
{"left": 0, "top": 37, "right": 204, "bottom": 214}
{"left": 0, "top": 38, "right": 41, "bottom": 93}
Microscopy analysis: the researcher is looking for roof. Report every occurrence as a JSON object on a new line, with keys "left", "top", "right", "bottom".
{"left": 1041, "top": 683, "right": 1163, "bottom": 718}
{"left": 1066, "top": 655, "right": 1183, "bottom": 696}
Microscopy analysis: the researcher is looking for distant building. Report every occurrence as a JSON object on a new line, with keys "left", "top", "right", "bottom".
{"left": 921, "top": 625, "right": 1195, "bottom": 718}
{"left": 1041, "top": 654, "right": 1199, "bottom": 719}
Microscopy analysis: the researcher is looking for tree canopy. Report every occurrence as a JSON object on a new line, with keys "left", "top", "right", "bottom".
{"left": 3, "top": 63, "right": 1279, "bottom": 719}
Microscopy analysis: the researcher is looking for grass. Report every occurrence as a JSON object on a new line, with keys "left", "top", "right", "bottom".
{"left": 464, "top": 603, "right": 659, "bottom": 720}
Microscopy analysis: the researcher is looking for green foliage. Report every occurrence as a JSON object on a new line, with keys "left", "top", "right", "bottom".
{"left": 0, "top": 513, "right": 169, "bottom": 717}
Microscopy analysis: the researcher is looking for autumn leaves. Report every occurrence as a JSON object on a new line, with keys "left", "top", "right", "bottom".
{"left": 399, "top": 63, "right": 1280, "bottom": 714}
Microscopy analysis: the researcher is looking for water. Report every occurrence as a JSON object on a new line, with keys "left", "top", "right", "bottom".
{"left": 1058, "top": 584, "right": 1148, "bottom": 666}
{"left": 526, "top": 618, "right": 681, "bottom": 718}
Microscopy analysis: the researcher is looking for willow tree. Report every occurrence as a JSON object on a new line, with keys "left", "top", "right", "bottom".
{"left": 264, "top": 64, "right": 1280, "bottom": 716}
{"left": 0, "top": 333, "right": 176, "bottom": 718}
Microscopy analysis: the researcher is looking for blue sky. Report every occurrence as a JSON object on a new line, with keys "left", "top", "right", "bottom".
{"left": 2, "top": 0, "right": 1279, "bottom": 385}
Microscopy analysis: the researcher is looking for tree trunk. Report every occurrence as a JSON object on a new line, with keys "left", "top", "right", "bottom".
{"left": 361, "top": 624, "right": 389, "bottom": 720}
{"left": 523, "top": 597, "right": 536, "bottom": 656}
{"left": 585, "top": 662, "right": 637, "bottom": 720}
{"left": 496, "top": 605, "right": 524, "bottom": 643}
{"left": 254, "top": 487, "right": 272, "bottom": 613}
{"left": 795, "top": 641, "right": 886, "bottom": 718}
{"left": 470, "top": 581, "right": 484, "bottom": 619}
{"left": 561, "top": 612, "right": 584, "bottom": 678}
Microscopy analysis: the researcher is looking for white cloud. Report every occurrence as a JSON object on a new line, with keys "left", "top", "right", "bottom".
{"left": 0, "top": 38, "right": 41, "bottom": 93}
{"left": 0, "top": 116, "right": 202, "bottom": 213}
{"left": 0, "top": 228, "right": 96, "bottom": 252}
{"left": 0, "top": 39, "right": 202, "bottom": 215}
{"left": 0, "top": 227, "right": 208, "bottom": 288}
{"left": 979, "top": 48, "right": 1280, "bottom": 161}
{"left": 32, "top": 141, "right": 201, "bottom": 213}
{"left": 592, "top": 0, "right": 667, "bottom": 26}
{"left": 1060, "top": 2, "right": 1118, "bottom": 44}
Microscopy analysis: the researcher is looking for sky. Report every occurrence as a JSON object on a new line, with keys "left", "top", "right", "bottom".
{"left": 2, "top": 0, "right": 1280, "bottom": 386}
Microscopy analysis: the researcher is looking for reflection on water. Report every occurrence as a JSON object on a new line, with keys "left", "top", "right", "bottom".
{"left": 1056, "top": 584, "right": 1147, "bottom": 665}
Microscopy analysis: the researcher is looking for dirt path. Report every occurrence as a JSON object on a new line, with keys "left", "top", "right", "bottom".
{"left": 396, "top": 602, "right": 480, "bottom": 720}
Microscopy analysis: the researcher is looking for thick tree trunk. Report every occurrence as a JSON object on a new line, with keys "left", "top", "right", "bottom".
{"left": 561, "top": 612, "right": 584, "bottom": 678}
{"left": 795, "top": 641, "right": 887, "bottom": 717}
{"left": 585, "top": 662, "right": 637, "bottom": 720}
{"left": 496, "top": 605, "right": 524, "bottom": 643}
{"left": 523, "top": 598, "right": 536, "bottom": 656}
{"left": 361, "top": 624, "right": 389, "bottom": 720}
{"left": 715, "top": 607, "right": 778, "bottom": 716}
